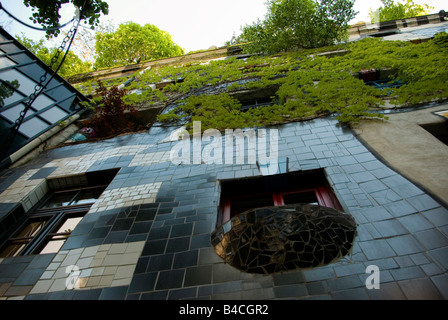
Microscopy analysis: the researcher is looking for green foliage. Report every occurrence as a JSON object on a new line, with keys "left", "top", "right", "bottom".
{"left": 17, "top": 34, "right": 92, "bottom": 77}
{"left": 23, "top": 0, "right": 109, "bottom": 38}
{"left": 369, "top": 0, "right": 433, "bottom": 23}
{"left": 433, "top": 31, "right": 448, "bottom": 48}
{"left": 94, "top": 22, "right": 185, "bottom": 69}
{"left": 78, "top": 35, "right": 447, "bottom": 132}
{"left": 0, "top": 80, "right": 19, "bottom": 107}
{"left": 234, "top": 0, "right": 357, "bottom": 54}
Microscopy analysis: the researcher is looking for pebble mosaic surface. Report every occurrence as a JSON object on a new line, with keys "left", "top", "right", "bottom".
{"left": 211, "top": 204, "right": 357, "bottom": 274}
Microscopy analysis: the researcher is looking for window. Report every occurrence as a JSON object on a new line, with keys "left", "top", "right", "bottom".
{"left": 0, "top": 170, "right": 118, "bottom": 258}
{"left": 218, "top": 169, "right": 342, "bottom": 226}
{"left": 421, "top": 122, "right": 448, "bottom": 146}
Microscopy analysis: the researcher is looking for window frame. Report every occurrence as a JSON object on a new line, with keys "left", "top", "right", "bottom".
{"left": 0, "top": 184, "right": 107, "bottom": 258}
{"left": 218, "top": 170, "right": 343, "bottom": 226}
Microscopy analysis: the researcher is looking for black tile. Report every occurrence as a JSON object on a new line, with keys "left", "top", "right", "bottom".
{"left": 166, "top": 237, "right": 190, "bottom": 253}
{"left": 73, "top": 288, "right": 102, "bottom": 300}
{"left": 134, "top": 257, "right": 150, "bottom": 274}
{"left": 156, "top": 269, "right": 185, "bottom": 290}
{"left": 190, "top": 234, "right": 211, "bottom": 250}
{"left": 29, "top": 167, "right": 57, "bottom": 179}
{"left": 141, "top": 290, "right": 168, "bottom": 300}
{"left": 103, "top": 231, "right": 128, "bottom": 244}
{"left": 99, "top": 286, "right": 129, "bottom": 300}
{"left": 168, "top": 287, "right": 197, "bottom": 300}
{"left": 171, "top": 223, "right": 193, "bottom": 238}
{"left": 173, "top": 250, "right": 198, "bottom": 269}
{"left": 111, "top": 218, "right": 134, "bottom": 231}
{"left": 128, "top": 272, "right": 157, "bottom": 293}
{"left": 135, "top": 208, "right": 157, "bottom": 222}
{"left": 274, "top": 284, "right": 307, "bottom": 298}
{"left": 147, "top": 254, "right": 174, "bottom": 272}
{"left": 129, "top": 221, "right": 153, "bottom": 235}
{"left": 142, "top": 240, "right": 167, "bottom": 256}
{"left": 87, "top": 226, "right": 111, "bottom": 240}
{"left": 148, "top": 226, "right": 171, "bottom": 240}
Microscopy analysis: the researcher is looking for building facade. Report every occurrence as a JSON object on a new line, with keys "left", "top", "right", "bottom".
{"left": 0, "top": 18, "right": 448, "bottom": 300}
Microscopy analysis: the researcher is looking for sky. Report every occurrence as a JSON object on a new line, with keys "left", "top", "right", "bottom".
{"left": 0, "top": 0, "right": 446, "bottom": 53}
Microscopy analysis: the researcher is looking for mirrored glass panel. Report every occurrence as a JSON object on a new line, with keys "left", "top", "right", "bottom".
{"left": 19, "top": 116, "right": 49, "bottom": 138}
{"left": 40, "top": 106, "right": 68, "bottom": 123}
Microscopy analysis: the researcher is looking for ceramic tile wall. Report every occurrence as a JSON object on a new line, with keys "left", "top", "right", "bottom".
{"left": 0, "top": 116, "right": 447, "bottom": 300}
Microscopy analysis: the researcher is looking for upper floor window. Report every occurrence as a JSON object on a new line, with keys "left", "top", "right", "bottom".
{"left": 0, "top": 185, "right": 106, "bottom": 258}
{"left": 0, "top": 169, "right": 118, "bottom": 258}
{"left": 218, "top": 169, "right": 343, "bottom": 226}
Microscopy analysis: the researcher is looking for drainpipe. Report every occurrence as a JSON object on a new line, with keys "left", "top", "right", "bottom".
{"left": 0, "top": 112, "right": 83, "bottom": 172}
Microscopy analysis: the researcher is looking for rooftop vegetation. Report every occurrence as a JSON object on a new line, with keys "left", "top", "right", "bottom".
{"left": 77, "top": 31, "right": 448, "bottom": 136}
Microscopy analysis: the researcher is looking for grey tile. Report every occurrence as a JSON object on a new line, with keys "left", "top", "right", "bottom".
{"left": 430, "top": 274, "right": 448, "bottom": 299}
{"left": 331, "top": 287, "right": 369, "bottom": 300}
{"left": 359, "top": 180, "right": 389, "bottom": 194}
{"left": 413, "top": 229, "right": 448, "bottom": 250}
{"left": 327, "top": 275, "right": 364, "bottom": 291}
{"left": 361, "top": 207, "right": 393, "bottom": 222}
{"left": 390, "top": 266, "right": 425, "bottom": 281}
{"left": 184, "top": 265, "right": 212, "bottom": 287}
{"left": 398, "top": 214, "right": 433, "bottom": 232}
{"left": 428, "top": 247, "right": 448, "bottom": 269}
{"left": 407, "top": 194, "right": 441, "bottom": 212}
{"left": 387, "top": 235, "right": 425, "bottom": 255}
{"left": 156, "top": 269, "right": 185, "bottom": 290}
{"left": 422, "top": 207, "right": 448, "bottom": 227}
{"left": 366, "top": 282, "right": 406, "bottom": 300}
{"left": 274, "top": 283, "right": 308, "bottom": 298}
{"left": 398, "top": 277, "right": 444, "bottom": 300}
{"left": 373, "top": 220, "right": 408, "bottom": 238}
{"left": 359, "top": 239, "right": 396, "bottom": 260}
{"left": 384, "top": 200, "right": 417, "bottom": 217}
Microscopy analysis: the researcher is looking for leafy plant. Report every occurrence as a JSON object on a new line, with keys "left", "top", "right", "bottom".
{"left": 369, "top": 0, "right": 433, "bottom": 23}
{"left": 234, "top": 0, "right": 358, "bottom": 54}
{"left": 94, "top": 22, "right": 185, "bottom": 69}
{"left": 83, "top": 81, "right": 143, "bottom": 138}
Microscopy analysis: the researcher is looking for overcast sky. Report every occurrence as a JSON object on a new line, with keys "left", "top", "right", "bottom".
{"left": 0, "top": 0, "right": 446, "bottom": 53}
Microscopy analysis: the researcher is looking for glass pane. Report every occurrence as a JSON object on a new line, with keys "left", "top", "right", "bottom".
{"left": 72, "top": 187, "right": 104, "bottom": 205}
{"left": 283, "top": 191, "right": 319, "bottom": 205}
{"left": 40, "top": 106, "right": 68, "bottom": 123}
{"left": 31, "top": 94, "right": 55, "bottom": 111}
{"left": 16, "top": 220, "right": 48, "bottom": 238}
{"left": 55, "top": 217, "right": 83, "bottom": 234}
{"left": 231, "top": 195, "right": 274, "bottom": 217}
{"left": 39, "top": 235, "right": 67, "bottom": 254}
{"left": 1, "top": 103, "right": 25, "bottom": 122}
{"left": 42, "top": 191, "right": 77, "bottom": 208}
{"left": 0, "top": 56, "right": 16, "bottom": 69}
{"left": 1, "top": 89, "right": 24, "bottom": 108}
{"left": 0, "top": 69, "right": 38, "bottom": 95}
{"left": 0, "top": 240, "right": 29, "bottom": 258}
{"left": 18, "top": 116, "right": 49, "bottom": 138}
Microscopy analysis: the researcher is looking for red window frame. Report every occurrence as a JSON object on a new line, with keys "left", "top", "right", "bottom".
{"left": 218, "top": 172, "right": 343, "bottom": 226}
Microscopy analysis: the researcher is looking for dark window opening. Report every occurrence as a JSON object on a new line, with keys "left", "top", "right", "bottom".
{"left": 218, "top": 169, "right": 343, "bottom": 226}
{"left": 0, "top": 169, "right": 118, "bottom": 258}
{"left": 421, "top": 122, "right": 448, "bottom": 146}
{"left": 231, "top": 86, "right": 279, "bottom": 112}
